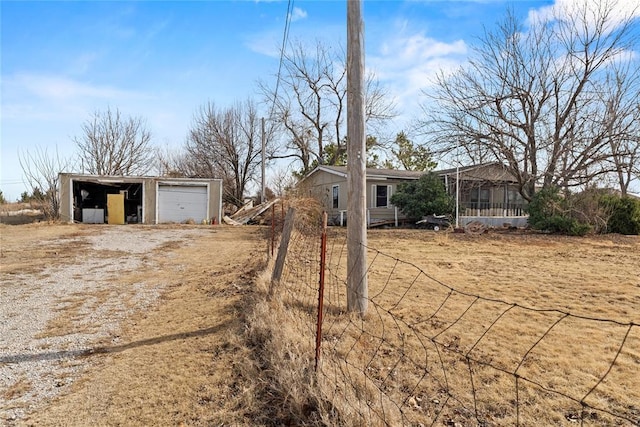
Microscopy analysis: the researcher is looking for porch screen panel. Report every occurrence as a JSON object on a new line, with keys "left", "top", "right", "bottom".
{"left": 470, "top": 187, "right": 490, "bottom": 210}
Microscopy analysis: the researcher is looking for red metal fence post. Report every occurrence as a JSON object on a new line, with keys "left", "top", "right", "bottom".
{"left": 271, "top": 203, "right": 276, "bottom": 257}
{"left": 315, "top": 212, "right": 328, "bottom": 372}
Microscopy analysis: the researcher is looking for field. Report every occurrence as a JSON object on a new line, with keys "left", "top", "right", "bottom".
{"left": 0, "top": 203, "right": 45, "bottom": 226}
{"left": 1, "top": 222, "right": 638, "bottom": 426}
{"left": 271, "top": 227, "right": 640, "bottom": 426}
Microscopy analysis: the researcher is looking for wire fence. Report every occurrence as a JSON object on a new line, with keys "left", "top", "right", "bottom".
{"left": 270, "top": 209, "right": 639, "bottom": 427}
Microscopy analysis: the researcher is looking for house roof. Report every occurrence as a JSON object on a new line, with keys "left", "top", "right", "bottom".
{"left": 433, "top": 162, "right": 501, "bottom": 176}
{"left": 303, "top": 162, "right": 517, "bottom": 183}
{"left": 314, "top": 165, "right": 425, "bottom": 180}
{"left": 434, "top": 162, "right": 518, "bottom": 182}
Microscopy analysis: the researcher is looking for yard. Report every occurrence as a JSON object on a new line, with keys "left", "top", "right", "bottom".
{"left": 0, "top": 223, "right": 266, "bottom": 426}
{"left": 1, "top": 223, "right": 638, "bottom": 426}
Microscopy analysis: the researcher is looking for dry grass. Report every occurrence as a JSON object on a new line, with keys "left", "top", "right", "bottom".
{"left": 266, "top": 226, "right": 640, "bottom": 426}
{"left": 241, "top": 267, "right": 339, "bottom": 425}
{"left": 5, "top": 221, "right": 638, "bottom": 426}
{"left": 12, "top": 225, "right": 269, "bottom": 426}
{"left": 35, "top": 288, "right": 118, "bottom": 339}
{"left": 2, "top": 378, "right": 32, "bottom": 401}
{"left": 0, "top": 223, "right": 92, "bottom": 275}
{"left": 0, "top": 202, "right": 45, "bottom": 225}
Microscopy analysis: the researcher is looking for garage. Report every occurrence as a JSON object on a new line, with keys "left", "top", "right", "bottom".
{"left": 58, "top": 174, "right": 223, "bottom": 225}
{"left": 71, "top": 180, "right": 144, "bottom": 224}
{"left": 157, "top": 184, "right": 208, "bottom": 223}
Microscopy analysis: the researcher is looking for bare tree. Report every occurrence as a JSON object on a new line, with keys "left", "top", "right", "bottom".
{"left": 19, "top": 146, "right": 72, "bottom": 220}
{"left": 156, "top": 145, "right": 196, "bottom": 178}
{"left": 185, "top": 99, "right": 273, "bottom": 207}
{"left": 601, "top": 61, "right": 640, "bottom": 195}
{"left": 74, "top": 107, "right": 154, "bottom": 176}
{"left": 268, "top": 166, "right": 298, "bottom": 198}
{"left": 260, "top": 39, "right": 396, "bottom": 175}
{"left": 420, "top": 1, "right": 639, "bottom": 201}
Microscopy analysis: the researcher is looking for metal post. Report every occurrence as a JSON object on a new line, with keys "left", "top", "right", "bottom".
{"left": 456, "top": 139, "right": 460, "bottom": 228}
{"left": 271, "top": 203, "right": 276, "bottom": 257}
{"left": 346, "top": 0, "right": 368, "bottom": 314}
{"left": 456, "top": 164, "right": 460, "bottom": 228}
{"left": 315, "top": 212, "right": 328, "bottom": 371}
{"left": 394, "top": 206, "right": 398, "bottom": 227}
{"left": 261, "top": 117, "right": 266, "bottom": 204}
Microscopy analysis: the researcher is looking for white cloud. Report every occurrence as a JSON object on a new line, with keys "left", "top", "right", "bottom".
{"left": 290, "top": 7, "right": 307, "bottom": 22}
{"left": 68, "top": 52, "right": 100, "bottom": 76}
{"left": 1, "top": 73, "right": 154, "bottom": 127}
{"left": 245, "top": 7, "right": 309, "bottom": 57}
{"left": 244, "top": 30, "right": 281, "bottom": 57}
{"left": 527, "top": 0, "right": 640, "bottom": 30}
{"left": 369, "top": 31, "right": 468, "bottom": 124}
{"left": 6, "top": 73, "right": 146, "bottom": 102}
{"left": 379, "top": 34, "right": 466, "bottom": 66}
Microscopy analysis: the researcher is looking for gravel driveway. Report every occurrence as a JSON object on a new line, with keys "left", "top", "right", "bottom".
{"left": 0, "top": 226, "right": 204, "bottom": 424}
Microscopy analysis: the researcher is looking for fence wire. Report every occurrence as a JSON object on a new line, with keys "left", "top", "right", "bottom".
{"left": 274, "top": 215, "right": 639, "bottom": 427}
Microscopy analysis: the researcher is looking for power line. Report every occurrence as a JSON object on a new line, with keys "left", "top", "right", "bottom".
{"left": 269, "top": 0, "right": 294, "bottom": 120}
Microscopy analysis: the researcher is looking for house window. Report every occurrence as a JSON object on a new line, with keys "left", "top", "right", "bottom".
{"left": 469, "top": 187, "right": 490, "bottom": 209}
{"left": 508, "top": 189, "right": 523, "bottom": 204}
{"left": 332, "top": 185, "right": 339, "bottom": 209}
{"left": 373, "top": 185, "right": 392, "bottom": 208}
{"left": 480, "top": 189, "right": 490, "bottom": 207}
{"left": 507, "top": 189, "right": 525, "bottom": 214}
{"left": 470, "top": 187, "right": 490, "bottom": 208}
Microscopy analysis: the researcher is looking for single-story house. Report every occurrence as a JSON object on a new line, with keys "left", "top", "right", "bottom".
{"left": 59, "top": 173, "right": 223, "bottom": 225}
{"left": 298, "top": 163, "right": 528, "bottom": 227}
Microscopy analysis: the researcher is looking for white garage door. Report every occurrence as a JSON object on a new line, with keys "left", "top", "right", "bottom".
{"left": 158, "top": 184, "right": 208, "bottom": 223}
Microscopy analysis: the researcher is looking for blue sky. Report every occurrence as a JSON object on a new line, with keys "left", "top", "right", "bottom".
{"left": 2, "top": 0, "right": 630, "bottom": 200}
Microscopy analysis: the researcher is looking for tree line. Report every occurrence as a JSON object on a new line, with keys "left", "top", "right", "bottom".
{"left": 420, "top": 0, "right": 639, "bottom": 199}
{"left": 12, "top": 0, "right": 639, "bottom": 226}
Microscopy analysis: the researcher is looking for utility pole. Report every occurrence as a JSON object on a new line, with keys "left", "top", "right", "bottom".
{"left": 261, "top": 117, "right": 266, "bottom": 204}
{"left": 346, "top": 0, "right": 368, "bottom": 315}
{"left": 456, "top": 139, "right": 460, "bottom": 229}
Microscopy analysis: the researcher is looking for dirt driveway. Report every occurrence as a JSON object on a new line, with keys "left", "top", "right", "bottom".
{"left": 0, "top": 223, "right": 265, "bottom": 426}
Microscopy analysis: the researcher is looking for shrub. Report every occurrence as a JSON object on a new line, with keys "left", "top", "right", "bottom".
{"left": 528, "top": 187, "right": 640, "bottom": 236}
{"left": 390, "top": 173, "right": 454, "bottom": 220}
{"left": 526, "top": 186, "right": 592, "bottom": 236}
{"left": 570, "top": 188, "right": 611, "bottom": 234}
{"left": 600, "top": 195, "right": 640, "bottom": 235}
{"left": 527, "top": 186, "right": 563, "bottom": 230}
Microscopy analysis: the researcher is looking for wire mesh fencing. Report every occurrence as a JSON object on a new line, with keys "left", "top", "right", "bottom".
{"left": 271, "top": 211, "right": 639, "bottom": 427}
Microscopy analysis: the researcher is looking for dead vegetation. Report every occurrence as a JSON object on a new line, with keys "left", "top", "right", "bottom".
{"left": 2, "top": 224, "right": 270, "bottom": 426}
{"left": 3, "top": 222, "right": 638, "bottom": 426}
{"left": 0, "top": 223, "right": 92, "bottom": 275}
{"left": 2, "top": 378, "right": 32, "bottom": 402}
{"left": 0, "top": 202, "right": 47, "bottom": 225}
{"left": 256, "top": 226, "right": 640, "bottom": 426}
{"left": 241, "top": 268, "right": 340, "bottom": 425}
